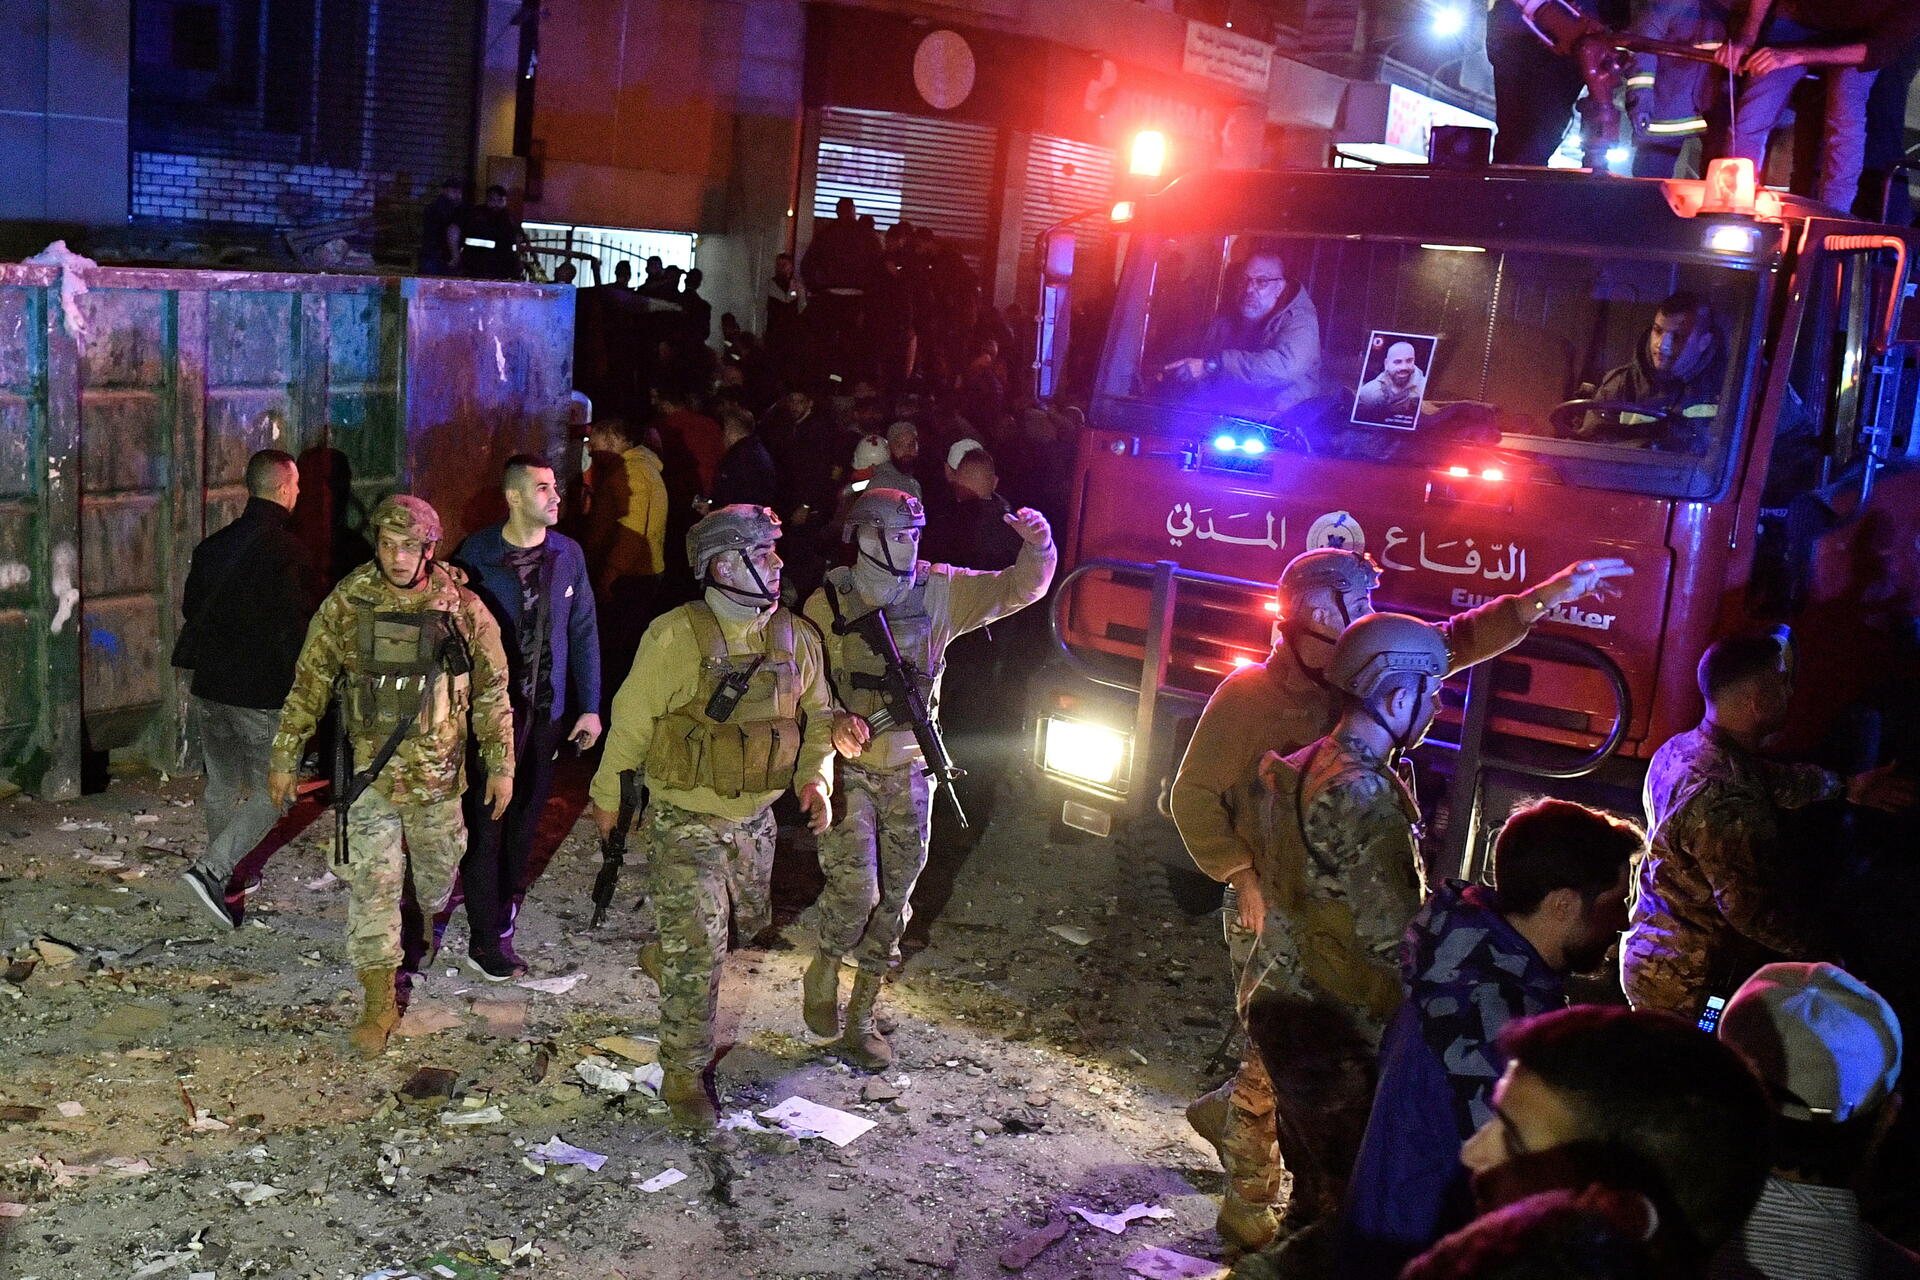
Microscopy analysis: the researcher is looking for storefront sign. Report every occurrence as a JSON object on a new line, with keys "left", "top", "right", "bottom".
{"left": 1182, "top": 22, "right": 1272, "bottom": 98}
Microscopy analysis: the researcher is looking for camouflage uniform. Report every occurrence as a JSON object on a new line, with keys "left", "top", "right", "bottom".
{"left": 797, "top": 537, "right": 1055, "bottom": 974}
{"left": 588, "top": 601, "right": 834, "bottom": 1078}
{"left": 1621, "top": 723, "right": 1839, "bottom": 1017}
{"left": 270, "top": 560, "right": 514, "bottom": 970}
{"left": 1225, "top": 731, "right": 1423, "bottom": 1225}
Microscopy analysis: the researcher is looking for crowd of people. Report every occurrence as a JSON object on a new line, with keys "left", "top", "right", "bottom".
{"left": 1167, "top": 544, "right": 1919, "bottom": 1277}
{"left": 1498, "top": 0, "right": 1920, "bottom": 221}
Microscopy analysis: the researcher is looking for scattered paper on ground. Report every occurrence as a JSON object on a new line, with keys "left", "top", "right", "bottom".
{"left": 592, "top": 1034, "right": 657, "bottom": 1063}
{"left": 227, "top": 1180, "right": 284, "bottom": 1204}
{"left": 759, "top": 1096, "right": 876, "bottom": 1147}
{"left": 527, "top": 1137, "right": 607, "bottom": 1172}
{"left": 55, "top": 1100, "right": 85, "bottom": 1117}
{"left": 637, "top": 1167, "right": 687, "bottom": 1193}
{"left": 438, "top": 1104, "right": 502, "bottom": 1126}
{"left": 1123, "top": 1246, "right": 1230, "bottom": 1279}
{"left": 1067, "top": 1203, "right": 1174, "bottom": 1235}
{"left": 517, "top": 974, "right": 584, "bottom": 995}
{"left": 1047, "top": 924, "right": 1092, "bottom": 946}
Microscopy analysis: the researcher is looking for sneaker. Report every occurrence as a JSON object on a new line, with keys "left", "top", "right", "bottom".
{"left": 465, "top": 950, "right": 527, "bottom": 982}
{"left": 181, "top": 867, "right": 240, "bottom": 930}
{"left": 236, "top": 873, "right": 264, "bottom": 898}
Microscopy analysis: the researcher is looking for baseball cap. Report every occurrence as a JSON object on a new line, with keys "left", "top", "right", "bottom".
{"left": 1718, "top": 962, "right": 1903, "bottom": 1123}
{"left": 946, "top": 438, "right": 986, "bottom": 470}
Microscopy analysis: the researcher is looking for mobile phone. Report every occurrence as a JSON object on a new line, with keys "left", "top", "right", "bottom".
{"left": 1697, "top": 994, "right": 1728, "bottom": 1035}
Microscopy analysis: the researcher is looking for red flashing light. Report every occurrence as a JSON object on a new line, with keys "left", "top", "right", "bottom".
{"left": 1264, "top": 600, "right": 1280, "bottom": 614}
{"left": 1481, "top": 466, "right": 1505, "bottom": 482}
{"left": 1110, "top": 200, "right": 1135, "bottom": 224}
{"left": 1446, "top": 464, "right": 1470, "bottom": 477}
{"left": 1230, "top": 654, "right": 1256, "bottom": 669}
{"left": 1128, "top": 131, "right": 1167, "bottom": 179}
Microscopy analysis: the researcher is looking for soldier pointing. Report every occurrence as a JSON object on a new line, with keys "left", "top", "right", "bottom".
{"left": 267, "top": 495, "right": 515, "bottom": 1058}
{"left": 589, "top": 504, "right": 835, "bottom": 1131}
{"left": 794, "top": 488, "right": 1056, "bottom": 1070}
{"left": 1169, "top": 546, "right": 1632, "bottom": 1249}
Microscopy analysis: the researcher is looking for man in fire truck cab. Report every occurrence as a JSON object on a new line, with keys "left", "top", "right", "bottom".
{"left": 1573, "top": 291, "right": 1725, "bottom": 448}
{"left": 1170, "top": 545, "right": 1632, "bottom": 1249}
{"left": 1160, "top": 246, "right": 1322, "bottom": 414}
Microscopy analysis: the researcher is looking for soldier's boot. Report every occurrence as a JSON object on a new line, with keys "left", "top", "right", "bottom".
{"left": 1217, "top": 1190, "right": 1282, "bottom": 1252}
{"left": 834, "top": 969, "right": 893, "bottom": 1072}
{"left": 350, "top": 967, "right": 401, "bottom": 1059}
{"left": 637, "top": 941, "right": 662, "bottom": 988}
{"left": 660, "top": 1067, "right": 717, "bottom": 1133}
{"left": 802, "top": 950, "right": 842, "bottom": 1040}
{"left": 1185, "top": 1082, "right": 1232, "bottom": 1170}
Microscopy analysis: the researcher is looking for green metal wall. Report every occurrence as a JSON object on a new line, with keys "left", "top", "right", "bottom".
{"left": 0, "top": 265, "right": 575, "bottom": 799}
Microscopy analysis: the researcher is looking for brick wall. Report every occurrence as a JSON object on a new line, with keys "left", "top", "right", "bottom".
{"left": 131, "top": 152, "right": 397, "bottom": 227}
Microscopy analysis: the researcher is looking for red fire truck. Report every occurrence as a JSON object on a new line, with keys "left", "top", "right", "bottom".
{"left": 1029, "top": 158, "right": 1920, "bottom": 881}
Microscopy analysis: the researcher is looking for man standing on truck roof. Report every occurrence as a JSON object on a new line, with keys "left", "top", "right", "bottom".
{"left": 1170, "top": 545, "right": 1633, "bottom": 1249}
{"left": 1162, "top": 248, "right": 1322, "bottom": 414}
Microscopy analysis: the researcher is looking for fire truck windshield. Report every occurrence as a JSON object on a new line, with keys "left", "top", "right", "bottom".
{"left": 1101, "top": 233, "right": 1763, "bottom": 499}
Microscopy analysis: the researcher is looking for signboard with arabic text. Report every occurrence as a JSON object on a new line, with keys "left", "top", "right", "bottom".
{"left": 1182, "top": 22, "right": 1273, "bottom": 98}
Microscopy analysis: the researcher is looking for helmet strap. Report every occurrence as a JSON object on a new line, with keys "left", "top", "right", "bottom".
{"left": 856, "top": 527, "right": 915, "bottom": 579}
{"left": 1358, "top": 673, "right": 1431, "bottom": 756}
{"left": 707, "top": 549, "right": 778, "bottom": 610}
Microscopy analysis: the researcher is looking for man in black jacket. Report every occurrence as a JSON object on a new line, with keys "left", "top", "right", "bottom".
{"left": 175, "top": 449, "right": 325, "bottom": 927}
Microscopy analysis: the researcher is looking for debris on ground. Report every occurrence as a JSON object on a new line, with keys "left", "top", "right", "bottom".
{"left": 758, "top": 1096, "right": 876, "bottom": 1146}
{"left": 1124, "top": 1245, "right": 1231, "bottom": 1279}
{"left": 1067, "top": 1202, "right": 1175, "bottom": 1234}
{"left": 998, "top": 1214, "right": 1072, "bottom": 1270}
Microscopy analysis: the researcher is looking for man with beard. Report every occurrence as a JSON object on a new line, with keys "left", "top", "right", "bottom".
{"left": 1621, "top": 632, "right": 1913, "bottom": 1018}
{"left": 1162, "top": 246, "right": 1321, "bottom": 414}
{"left": 1337, "top": 799, "right": 1644, "bottom": 1277}
{"left": 1577, "top": 292, "right": 1724, "bottom": 448}
{"left": 1353, "top": 340, "right": 1427, "bottom": 426}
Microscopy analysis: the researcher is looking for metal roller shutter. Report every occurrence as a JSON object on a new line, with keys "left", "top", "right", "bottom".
{"left": 814, "top": 107, "right": 1000, "bottom": 269}
{"left": 1019, "top": 132, "right": 1117, "bottom": 295}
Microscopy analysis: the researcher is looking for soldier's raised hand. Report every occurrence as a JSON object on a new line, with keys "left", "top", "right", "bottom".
{"left": 798, "top": 780, "right": 832, "bottom": 834}
{"left": 1537, "top": 557, "right": 1633, "bottom": 607}
{"left": 1004, "top": 507, "right": 1052, "bottom": 547}
{"left": 831, "top": 713, "right": 872, "bottom": 759}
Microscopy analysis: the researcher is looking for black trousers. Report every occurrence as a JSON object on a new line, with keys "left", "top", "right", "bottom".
{"left": 460, "top": 711, "right": 565, "bottom": 955}
{"left": 1487, "top": 4, "right": 1587, "bottom": 165}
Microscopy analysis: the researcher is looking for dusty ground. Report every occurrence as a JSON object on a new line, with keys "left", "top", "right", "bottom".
{"left": 0, "top": 765, "right": 1245, "bottom": 1280}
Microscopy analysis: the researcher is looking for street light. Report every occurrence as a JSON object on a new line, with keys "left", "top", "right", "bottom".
{"left": 1432, "top": 6, "right": 1466, "bottom": 38}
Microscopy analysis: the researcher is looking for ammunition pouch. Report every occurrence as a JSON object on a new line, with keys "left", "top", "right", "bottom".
{"left": 348, "top": 606, "right": 469, "bottom": 737}
{"left": 643, "top": 603, "right": 803, "bottom": 797}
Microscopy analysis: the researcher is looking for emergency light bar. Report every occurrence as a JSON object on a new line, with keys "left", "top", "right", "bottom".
{"left": 1111, "top": 201, "right": 1135, "bottom": 223}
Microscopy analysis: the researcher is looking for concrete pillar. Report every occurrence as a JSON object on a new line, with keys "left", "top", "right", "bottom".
{"left": 990, "top": 131, "right": 1033, "bottom": 311}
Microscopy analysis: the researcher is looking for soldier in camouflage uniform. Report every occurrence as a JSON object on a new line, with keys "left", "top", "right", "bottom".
{"left": 1168, "top": 548, "right": 1633, "bottom": 1249}
{"left": 1621, "top": 632, "right": 1913, "bottom": 1017}
{"left": 267, "top": 496, "right": 515, "bottom": 1058}
{"left": 1219, "top": 612, "right": 1450, "bottom": 1250}
{"left": 589, "top": 505, "right": 835, "bottom": 1132}
{"left": 794, "top": 488, "right": 1055, "bottom": 1070}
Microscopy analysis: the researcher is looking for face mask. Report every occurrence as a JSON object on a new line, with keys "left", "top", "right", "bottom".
{"left": 854, "top": 527, "right": 917, "bottom": 604}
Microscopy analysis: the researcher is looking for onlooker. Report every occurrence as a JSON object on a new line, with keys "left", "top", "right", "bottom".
{"left": 1720, "top": 1, "right": 1920, "bottom": 210}
{"left": 1860, "top": 35, "right": 1920, "bottom": 222}
{"left": 1459, "top": 1006, "right": 1774, "bottom": 1269}
{"left": 1711, "top": 962, "right": 1918, "bottom": 1279}
{"left": 612, "top": 260, "right": 633, "bottom": 290}
{"left": 1400, "top": 1186, "right": 1664, "bottom": 1280}
{"left": 448, "top": 456, "right": 602, "bottom": 979}
{"left": 1340, "top": 799, "right": 1643, "bottom": 1278}
{"left": 871, "top": 421, "right": 922, "bottom": 500}
{"left": 585, "top": 416, "right": 668, "bottom": 694}
{"left": 706, "top": 408, "right": 779, "bottom": 511}
{"left": 552, "top": 261, "right": 577, "bottom": 286}
{"left": 419, "top": 177, "right": 464, "bottom": 275}
{"left": 174, "top": 450, "right": 324, "bottom": 926}
{"left": 640, "top": 256, "right": 668, "bottom": 298}
{"left": 680, "top": 267, "right": 713, "bottom": 345}
{"left": 929, "top": 445, "right": 1020, "bottom": 571}
{"left": 803, "top": 197, "right": 881, "bottom": 378}
{"left": 1621, "top": 633, "right": 1913, "bottom": 1018}
{"left": 461, "top": 184, "right": 524, "bottom": 280}
{"left": 1486, "top": 0, "right": 1631, "bottom": 165}
{"left": 651, "top": 383, "right": 725, "bottom": 508}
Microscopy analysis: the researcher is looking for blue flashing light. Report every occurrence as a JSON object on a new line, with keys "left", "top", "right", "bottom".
{"left": 1212, "top": 433, "right": 1239, "bottom": 452}
{"left": 1241, "top": 437, "right": 1267, "bottom": 456}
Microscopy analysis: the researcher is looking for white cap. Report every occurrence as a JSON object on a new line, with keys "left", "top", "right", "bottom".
{"left": 946, "top": 438, "right": 986, "bottom": 470}
{"left": 1720, "top": 962, "right": 1904, "bottom": 1123}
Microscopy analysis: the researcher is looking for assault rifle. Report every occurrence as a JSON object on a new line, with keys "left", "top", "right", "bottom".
{"left": 591, "top": 770, "right": 642, "bottom": 928}
{"left": 834, "top": 604, "right": 969, "bottom": 828}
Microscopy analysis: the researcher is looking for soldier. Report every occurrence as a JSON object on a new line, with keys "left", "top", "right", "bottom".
{"left": 266, "top": 496, "right": 514, "bottom": 1058}
{"left": 1228, "top": 613, "right": 1447, "bottom": 1253}
{"left": 793, "top": 488, "right": 1056, "bottom": 1070}
{"left": 1621, "top": 632, "right": 1913, "bottom": 1018}
{"left": 1170, "top": 547, "right": 1632, "bottom": 1248}
{"left": 588, "top": 505, "right": 834, "bottom": 1132}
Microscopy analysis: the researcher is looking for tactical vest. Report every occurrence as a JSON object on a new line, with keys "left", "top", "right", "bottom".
{"left": 1246, "top": 741, "right": 1415, "bottom": 1022}
{"left": 645, "top": 602, "right": 804, "bottom": 796}
{"left": 345, "top": 600, "right": 471, "bottom": 738}
{"left": 825, "top": 565, "right": 939, "bottom": 730}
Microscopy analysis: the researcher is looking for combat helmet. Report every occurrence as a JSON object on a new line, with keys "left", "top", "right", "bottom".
{"left": 1326, "top": 612, "right": 1448, "bottom": 702}
{"left": 688, "top": 504, "right": 781, "bottom": 580}
{"left": 1278, "top": 548, "right": 1380, "bottom": 608}
{"left": 369, "top": 495, "right": 444, "bottom": 545}
{"left": 844, "top": 487, "right": 925, "bottom": 577}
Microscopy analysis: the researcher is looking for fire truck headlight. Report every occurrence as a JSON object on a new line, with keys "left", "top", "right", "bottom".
{"left": 1240, "top": 437, "right": 1267, "bottom": 456}
{"left": 1705, "top": 224, "right": 1761, "bottom": 255}
{"left": 1040, "top": 717, "right": 1129, "bottom": 789}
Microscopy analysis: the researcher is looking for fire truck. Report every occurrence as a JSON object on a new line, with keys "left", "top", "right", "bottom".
{"left": 1027, "top": 155, "right": 1920, "bottom": 883}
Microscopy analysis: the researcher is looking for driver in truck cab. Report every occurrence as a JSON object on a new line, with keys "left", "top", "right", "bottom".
{"left": 1162, "top": 247, "right": 1322, "bottom": 413}
{"left": 1573, "top": 291, "right": 1724, "bottom": 447}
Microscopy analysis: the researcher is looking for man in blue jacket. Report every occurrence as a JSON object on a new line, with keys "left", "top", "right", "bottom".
{"left": 449, "top": 455, "right": 602, "bottom": 978}
{"left": 1335, "top": 798, "right": 1640, "bottom": 1276}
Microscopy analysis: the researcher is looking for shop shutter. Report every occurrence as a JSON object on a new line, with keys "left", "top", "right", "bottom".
{"left": 1018, "top": 133, "right": 1117, "bottom": 301}
{"left": 814, "top": 107, "right": 1000, "bottom": 268}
